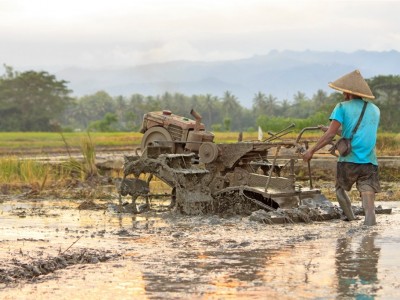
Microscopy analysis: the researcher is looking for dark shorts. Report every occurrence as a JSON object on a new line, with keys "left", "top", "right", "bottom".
{"left": 336, "top": 162, "right": 381, "bottom": 193}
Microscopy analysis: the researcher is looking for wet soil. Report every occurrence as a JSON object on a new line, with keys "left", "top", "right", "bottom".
{"left": 1, "top": 185, "right": 400, "bottom": 299}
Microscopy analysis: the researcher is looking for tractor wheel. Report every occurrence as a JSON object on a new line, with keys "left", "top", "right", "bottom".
{"left": 141, "top": 126, "right": 175, "bottom": 153}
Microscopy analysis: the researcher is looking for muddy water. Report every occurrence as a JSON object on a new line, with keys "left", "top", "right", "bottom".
{"left": 1, "top": 199, "right": 400, "bottom": 299}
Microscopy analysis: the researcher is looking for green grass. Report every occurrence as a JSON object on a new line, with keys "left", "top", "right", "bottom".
{"left": 0, "top": 131, "right": 398, "bottom": 196}
{"left": 0, "top": 131, "right": 398, "bottom": 156}
{"left": 0, "top": 156, "right": 59, "bottom": 188}
{"left": 223, "top": 131, "right": 400, "bottom": 156}
{"left": 0, "top": 132, "right": 141, "bottom": 154}
{"left": 0, "top": 133, "right": 104, "bottom": 186}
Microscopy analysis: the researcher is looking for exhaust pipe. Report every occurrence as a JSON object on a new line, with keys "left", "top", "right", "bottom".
{"left": 190, "top": 109, "right": 202, "bottom": 131}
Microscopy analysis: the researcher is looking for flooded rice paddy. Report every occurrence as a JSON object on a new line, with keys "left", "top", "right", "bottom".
{"left": 1, "top": 196, "right": 400, "bottom": 299}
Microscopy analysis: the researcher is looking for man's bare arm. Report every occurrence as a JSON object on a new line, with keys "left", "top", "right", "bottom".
{"left": 319, "top": 124, "right": 342, "bottom": 136}
{"left": 302, "top": 120, "right": 341, "bottom": 162}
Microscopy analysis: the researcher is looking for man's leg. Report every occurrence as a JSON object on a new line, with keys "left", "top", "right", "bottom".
{"left": 361, "top": 191, "right": 376, "bottom": 226}
{"left": 336, "top": 187, "right": 356, "bottom": 221}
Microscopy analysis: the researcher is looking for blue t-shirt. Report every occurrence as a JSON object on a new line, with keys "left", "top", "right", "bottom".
{"left": 330, "top": 98, "right": 380, "bottom": 165}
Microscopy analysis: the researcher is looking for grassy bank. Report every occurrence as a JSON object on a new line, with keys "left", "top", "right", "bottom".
{"left": 0, "top": 135, "right": 99, "bottom": 194}
{"left": 0, "top": 132, "right": 139, "bottom": 154}
{"left": 0, "top": 131, "right": 399, "bottom": 156}
{"left": 0, "top": 131, "right": 398, "bottom": 200}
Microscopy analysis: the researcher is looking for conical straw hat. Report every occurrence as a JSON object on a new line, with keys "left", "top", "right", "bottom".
{"left": 328, "top": 69, "right": 375, "bottom": 99}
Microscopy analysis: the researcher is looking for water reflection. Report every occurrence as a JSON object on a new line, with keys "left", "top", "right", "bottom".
{"left": 141, "top": 248, "right": 271, "bottom": 297}
{"left": 336, "top": 232, "right": 381, "bottom": 299}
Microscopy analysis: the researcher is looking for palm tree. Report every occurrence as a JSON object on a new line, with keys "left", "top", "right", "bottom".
{"left": 266, "top": 94, "right": 278, "bottom": 116}
{"left": 222, "top": 91, "right": 242, "bottom": 130}
{"left": 312, "top": 89, "right": 328, "bottom": 110}
{"left": 202, "top": 93, "right": 219, "bottom": 126}
{"left": 252, "top": 92, "right": 267, "bottom": 114}
{"left": 222, "top": 91, "right": 240, "bottom": 116}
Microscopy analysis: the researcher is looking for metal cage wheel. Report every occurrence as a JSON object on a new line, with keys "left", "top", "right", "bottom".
{"left": 141, "top": 126, "right": 175, "bottom": 153}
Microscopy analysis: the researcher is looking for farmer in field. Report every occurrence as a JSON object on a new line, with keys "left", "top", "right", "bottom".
{"left": 302, "top": 69, "right": 380, "bottom": 226}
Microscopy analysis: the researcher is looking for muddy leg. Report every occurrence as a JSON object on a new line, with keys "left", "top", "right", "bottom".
{"left": 131, "top": 195, "right": 139, "bottom": 214}
{"left": 143, "top": 174, "right": 153, "bottom": 210}
{"left": 168, "top": 187, "right": 176, "bottom": 209}
{"left": 138, "top": 195, "right": 150, "bottom": 212}
{"left": 118, "top": 176, "right": 127, "bottom": 209}
{"left": 336, "top": 187, "right": 356, "bottom": 221}
{"left": 361, "top": 191, "right": 376, "bottom": 226}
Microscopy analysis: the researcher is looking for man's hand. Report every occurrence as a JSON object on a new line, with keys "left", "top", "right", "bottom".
{"left": 302, "top": 120, "right": 341, "bottom": 163}
{"left": 302, "top": 149, "right": 314, "bottom": 162}
{"left": 318, "top": 125, "right": 329, "bottom": 132}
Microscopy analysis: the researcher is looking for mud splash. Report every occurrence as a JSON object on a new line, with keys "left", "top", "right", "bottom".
{"left": 1, "top": 196, "right": 400, "bottom": 299}
{"left": 1, "top": 249, "right": 119, "bottom": 284}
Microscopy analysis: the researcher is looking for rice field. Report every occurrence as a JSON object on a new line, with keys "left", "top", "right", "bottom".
{"left": 0, "top": 131, "right": 398, "bottom": 190}
{"left": 0, "top": 131, "right": 398, "bottom": 155}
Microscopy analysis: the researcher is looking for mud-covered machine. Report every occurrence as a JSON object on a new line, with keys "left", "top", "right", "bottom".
{"left": 118, "top": 109, "right": 343, "bottom": 220}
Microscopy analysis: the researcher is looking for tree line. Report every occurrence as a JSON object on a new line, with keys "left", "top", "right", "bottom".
{"left": 0, "top": 65, "right": 399, "bottom": 133}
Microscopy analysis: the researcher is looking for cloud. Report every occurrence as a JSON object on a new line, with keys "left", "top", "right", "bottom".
{"left": 1, "top": 0, "right": 400, "bottom": 69}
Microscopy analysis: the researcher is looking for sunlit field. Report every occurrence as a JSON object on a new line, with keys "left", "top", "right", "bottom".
{"left": 0, "top": 131, "right": 399, "bottom": 200}
{"left": 0, "top": 131, "right": 398, "bottom": 156}
{"left": 0, "top": 132, "right": 139, "bottom": 152}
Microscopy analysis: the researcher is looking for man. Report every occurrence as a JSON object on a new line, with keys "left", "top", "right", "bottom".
{"left": 302, "top": 70, "right": 380, "bottom": 226}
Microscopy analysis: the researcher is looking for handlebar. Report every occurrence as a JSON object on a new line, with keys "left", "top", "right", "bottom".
{"left": 264, "top": 123, "right": 296, "bottom": 142}
{"left": 295, "top": 126, "right": 321, "bottom": 144}
{"left": 295, "top": 126, "right": 338, "bottom": 157}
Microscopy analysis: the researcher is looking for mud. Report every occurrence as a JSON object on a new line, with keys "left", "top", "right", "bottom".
{"left": 1, "top": 249, "right": 119, "bottom": 284}
{"left": 1, "top": 189, "right": 400, "bottom": 299}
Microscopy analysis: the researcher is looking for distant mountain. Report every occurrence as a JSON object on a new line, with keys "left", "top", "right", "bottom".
{"left": 55, "top": 50, "right": 400, "bottom": 108}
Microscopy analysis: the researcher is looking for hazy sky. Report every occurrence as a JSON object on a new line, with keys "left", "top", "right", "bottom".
{"left": 1, "top": 0, "right": 399, "bottom": 69}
